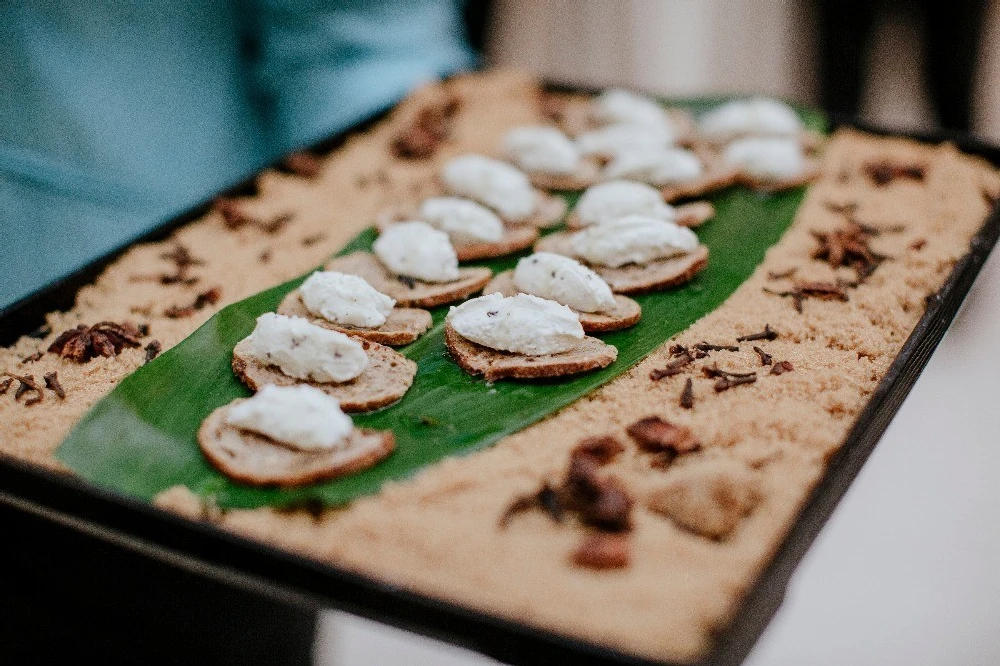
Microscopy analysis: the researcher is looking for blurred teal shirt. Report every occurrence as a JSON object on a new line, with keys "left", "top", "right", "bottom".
{"left": 0, "top": 0, "right": 475, "bottom": 306}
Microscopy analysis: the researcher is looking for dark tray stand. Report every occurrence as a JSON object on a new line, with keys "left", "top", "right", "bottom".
{"left": 2, "top": 103, "right": 999, "bottom": 665}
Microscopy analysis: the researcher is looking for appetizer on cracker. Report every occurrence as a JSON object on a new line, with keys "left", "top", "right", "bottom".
{"left": 501, "top": 126, "right": 599, "bottom": 190}
{"left": 441, "top": 155, "right": 567, "bottom": 228}
{"left": 376, "top": 197, "right": 538, "bottom": 261}
{"left": 232, "top": 313, "right": 415, "bottom": 412}
{"left": 445, "top": 293, "right": 617, "bottom": 381}
{"left": 535, "top": 215, "right": 708, "bottom": 294}
{"left": 567, "top": 180, "right": 714, "bottom": 230}
{"left": 327, "top": 222, "right": 492, "bottom": 307}
{"left": 484, "top": 253, "right": 640, "bottom": 333}
{"left": 569, "top": 89, "right": 693, "bottom": 146}
{"left": 721, "top": 136, "right": 820, "bottom": 192}
{"left": 199, "top": 385, "right": 394, "bottom": 487}
{"left": 277, "top": 271, "right": 431, "bottom": 346}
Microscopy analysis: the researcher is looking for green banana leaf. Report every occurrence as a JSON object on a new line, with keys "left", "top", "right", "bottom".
{"left": 56, "top": 102, "right": 825, "bottom": 510}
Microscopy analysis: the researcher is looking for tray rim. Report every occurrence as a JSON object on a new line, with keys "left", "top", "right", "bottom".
{"left": 1, "top": 90, "right": 999, "bottom": 665}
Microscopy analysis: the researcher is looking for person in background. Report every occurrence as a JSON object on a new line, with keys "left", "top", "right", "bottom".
{"left": 0, "top": 0, "right": 478, "bottom": 307}
{"left": 817, "top": 0, "right": 988, "bottom": 131}
{"left": 1, "top": 2, "right": 478, "bottom": 664}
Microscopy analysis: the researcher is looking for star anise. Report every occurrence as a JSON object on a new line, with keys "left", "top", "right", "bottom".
{"left": 47, "top": 321, "right": 144, "bottom": 363}
{"left": 812, "top": 222, "right": 885, "bottom": 280}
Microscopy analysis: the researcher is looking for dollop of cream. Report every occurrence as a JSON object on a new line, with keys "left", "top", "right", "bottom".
{"left": 592, "top": 89, "right": 673, "bottom": 132}
{"left": 243, "top": 313, "right": 369, "bottom": 384}
{"left": 226, "top": 384, "right": 353, "bottom": 451}
{"left": 698, "top": 98, "right": 803, "bottom": 143}
{"left": 513, "top": 252, "right": 616, "bottom": 313}
{"left": 503, "top": 126, "right": 581, "bottom": 175}
{"left": 722, "top": 136, "right": 807, "bottom": 181}
{"left": 573, "top": 180, "right": 676, "bottom": 226}
{"left": 603, "top": 147, "right": 704, "bottom": 186}
{"left": 418, "top": 197, "right": 505, "bottom": 244}
{"left": 373, "top": 220, "right": 460, "bottom": 283}
{"left": 570, "top": 215, "right": 699, "bottom": 268}
{"left": 441, "top": 155, "right": 537, "bottom": 221}
{"left": 448, "top": 292, "right": 584, "bottom": 356}
{"left": 576, "top": 123, "right": 674, "bottom": 158}
{"left": 300, "top": 271, "right": 395, "bottom": 328}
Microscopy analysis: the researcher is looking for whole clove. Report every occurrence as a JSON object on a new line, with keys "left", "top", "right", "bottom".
{"left": 144, "top": 340, "right": 163, "bottom": 364}
{"left": 650, "top": 352, "right": 692, "bottom": 380}
{"left": 694, "top": 341, "right": 740, "bottom": 353}
{"left": 0, "top": 378, "right": 12, "bottom": 395}
{"left": 21, "top": 350, "right": 43, "bottom": 364}
{"left": 770, "top": 360, "right": 795, "bottom": 375}
{"left": 714, "top": 374, "right": 757, "bottom": 392}
{"left": 702, "top": 363, "right": 756, "bottom": 380}
{"left": 736, "top": 324, "right": 778, "bottom": 343}
{"left": 753, "top": 346, "right": 773, "bottom": 366}
{"left": 5, "top": 372, "right": 44, "bottom": 406}
{"left": 44, "top": 371, "right": 65, "bottom": 399}
{"left": 679, "top": 378, "right": 694, "bottom": 409}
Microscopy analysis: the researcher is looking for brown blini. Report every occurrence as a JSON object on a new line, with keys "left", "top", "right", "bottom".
{"left": 483, "top": 270, "right": 641, "bottom": 333}
{"left": 325, "top": 252, "right": 491, "bottom": 308}
{"left": 198, "top": 401, "right": 394, "bottom": 487}
{"left": 232, "top": 338, "right": 416, "bottom": 412}
{"left": 374, "top": 213, "right": 539, "bottom": 262}
{"left": 444, "top": 322, "right": 617, "bottom": 382}
{"left": 523, "top": 159, "right": 601, "bottom": 192}
{"left": 736, "top": 160, "right": 823, "bottom": 193}
{"left": 565, "top": 200, "right": 715, "bottom": 231}
{"left": 534, "top": 234, "right": 709, "bottom": 295}
{"left": 277, "top": 291, "right": 432, "bottom": 346}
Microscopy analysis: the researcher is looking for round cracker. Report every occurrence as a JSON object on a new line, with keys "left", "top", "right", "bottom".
{"left": 277, "top": 291, "right": 432, "bottom": 346}
{"left": 232, "top": 338, "right": 416, "bottom": 412}
{"left": 198, "top": 403, "right": 394, "bottom": 487}
{"left": 534, "top": 233, "right": 709, "bottom": 294}
{"left": 444, "top": 322, "right": 617, "bottom": 382}
{"left": 526, "top": 159, "right": 601, "bottom": 191}
{"left": 324, "top": 252, "right": 492, "bottom": 308}
{"left": 483, "top": 270, "right": 641, "bottom": 333}
{"left": 374, "top": 211, "right": 540, "bottom": 261}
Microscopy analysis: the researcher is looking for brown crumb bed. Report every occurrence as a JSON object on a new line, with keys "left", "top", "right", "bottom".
{"left": 2, "top": 72, "right": 999, "bottom": 664}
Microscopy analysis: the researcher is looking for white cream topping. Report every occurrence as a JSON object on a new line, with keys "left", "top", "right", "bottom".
{"left": 418, "top": 197, "right": 505, "bottom": 244}
{"left": 441, "top": 155, "right": 537, "bottom": 221}
{"left": 570, "top": 215, "right": 699, "bottom": 268}
{"left": 373, "top": 220, "right": 460, "bottom": 283}
{"left": 592, "top": 89, "right": 672, "bottom": 131}
{"left": 603, "top": 147, "right": 704, "bottom": 186}
{"left": 576, "top": 123, "right": 674, "bottom": 158}
{"left": 513, "top": 252, "right": 616, "bottom": 313}
{"left": 226, "top": 384, "right": 353, "bottom": 451}
{"left": 573, "top": 180, "right": 676, "bottom": 227}
{"left": 448, "top": 292, "right": 584, "bottom": 356}
{"left": 243, "top": 313, "right": 368, "bottom": 384}
{"left": 722, "top": 136, "right": 807, "bottom": 181}
{"left": 300, "top": 271, "right": 395, "bottom": 328}
{"left": 698, "top": 98, "right": 803, "bottom": 142}
{"left": 503, "top": 126, "right": 581, "bottom": 175}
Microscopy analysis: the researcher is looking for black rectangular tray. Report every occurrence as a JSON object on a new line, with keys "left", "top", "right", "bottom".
{"left": 2, "top": 97, "right": 998, "bottom": 665}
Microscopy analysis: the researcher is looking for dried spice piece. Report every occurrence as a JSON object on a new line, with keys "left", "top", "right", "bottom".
{"left": 48, "top": 321, "right": 144, "bottom": 363}
{"left": 163, "top": 287, "right": 222, "bottom": 319}
{"left": 144, "top": 340, "right": 163, "bottom": 364}
{"left": 736, "top": 324, "right": 777, "bottom": 343}
{"left": 391, "top": 95, "right": 461, "bottom": 159}
{"left": 499, "top": 484, "right": 565, "bottom": 528}
{"left": 4, "top": 372, "right": 44, "bottom": 406}
{"left": 811, "top": 222, "right": 885, "bottom": 280}
{"left": 767, "top": 268, "right": 797, "bottom": 280}
{"left": 864, "top": 159, "right": 926, "bottom": 186}
{"left": 572, "top": 436, "right": 625, "bottom": 465}
{"left": 679, "top": 378, "right": 694, "bottom": 409}
{"left": 823, "top": 201, "right": 858, "bottom": 215}
{"left": 714, "top": 374, "right": 757, "bottom": 392}
{"left": 21, "top": 350, "right": 43, "bottom": 364}
{"left": 259, "top": 249, "right": 272, "bottom": 264}
{"left": 668, "top": 344, "right": 688, "bottom": 357}
{"left": 753, "top": 346, "right": 773, "bottom": 366}
{"left": 694, "top": 341, "right": 739, "bottom": 353}
{"left": 0, "top": 378, "right": 12, "bottom": 395}
{"left": 300, "top": 233, "right": 326, "bottom": 247}
{"left": 626, "top": 416, "right": 701, "bottom": 466}
{"left": 650, "top": 351, "right": 692, "bottom": 380}
{"left": 910, "top": 238, "right": 927, "bottom": 251}
{"left": 44, "top": 371, "right": 65, "bottom": 399}
{"left": 281, "top": 151, "right": 323, "bottom": 179}
{"left": 572, "top": 533, "right": 630, "bottom": 570}
{"left": 770, "top": 360, "right": 795, "bottom": 375}
{"left": 701, "top": 363, "right": 756, "bottom": 380}
{"left": 213, "top": 197, "right": 293, "bottom": 234}
{"left": 764, "top": 281, "right": 849, "bottom": 313}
